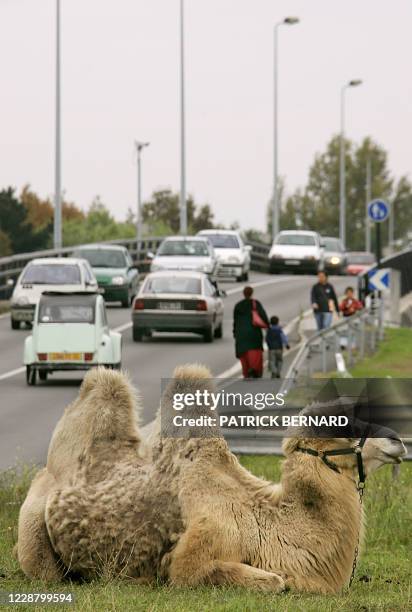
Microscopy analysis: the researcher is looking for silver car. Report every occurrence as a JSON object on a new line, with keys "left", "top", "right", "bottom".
{"left": 150, "top": 236, "right": 218, "bottom": 280}
{"left": 132, "top": 271, "right": 225, "bottom": 343}
{"left": 321, "top": 237, "right": 347, "bottom": 275}
{"left": 197, "top": 230, "right": 252, "bottom": 281}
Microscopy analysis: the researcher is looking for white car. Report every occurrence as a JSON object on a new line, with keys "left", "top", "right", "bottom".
{"left": 150, "top": 237, "right": 218, "bottom": 280}
{"left": 132, "top": 271, "right": 225, "bottom": 342}
{"left": 24, "top": 292, "right": 122, "bottom": 385}
{"left": 197, "top": 230, "right": 252, "bottom": 281}
{"left": 269, "top": 230, "right": 324, "bottom": 274}
{"left": 9, "top": 257, "right": 98, "bottom": 329}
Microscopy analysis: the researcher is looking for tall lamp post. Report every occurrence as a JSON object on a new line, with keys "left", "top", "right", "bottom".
{"left": 135, "top": 141, "right": 150, "bottom": 251}
{"left": 54, "top": 0, "right": 62, "bottom": 250}
{"left": 272, "top": 16, "right": 299, "bottom": 242}
{"left": 179, "top": 0, "right": 187, "bottom": 235}
{"left": 339, "top": 79, "right": 362, "bottom": 248}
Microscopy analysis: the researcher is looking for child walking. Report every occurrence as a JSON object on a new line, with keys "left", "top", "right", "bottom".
{"left": 266, "top": 316, "right": 290, "bottom": 378}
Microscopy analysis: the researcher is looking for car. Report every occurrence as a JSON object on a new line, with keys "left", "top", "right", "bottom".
{"left": 321, "top": 236, "right": 347, "bottom": 275}
{"left": 9, "top": 257, "right": 98, "bottom": 330}
{"left": 23, "top": 292, "right": 122, "bottom": 385}
{"left": 72, "top": 244, "right": 139, "bottom": 307}
{"left": 197, "top": 229, "right": 252, "bottom": 281}
{"left": 346, "top": 252, "right": 376, "bottom": 276}
{"left": 149, "top": 236, "right": 219, "bottom": 280}
{"left": 268, "top": 230, "right": 324, "bottom": 274}
{"left": 132, "top": 271, "right": 225, "bottom": 342}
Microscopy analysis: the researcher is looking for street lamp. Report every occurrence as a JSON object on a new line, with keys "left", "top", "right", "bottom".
{"left": 54, "top": 0, "right": 62, "bottom": 250}
{"left": 135, "top": 141, "right": 150, "bottom": 251}
{"left": 272, "top": 17, "right": 300, "bottom": 242}
{"left": 179, "top": 0, "right": 187, "bottom": 235}
{"left": 339, "top": 79, "right": 362, "bottom": 248}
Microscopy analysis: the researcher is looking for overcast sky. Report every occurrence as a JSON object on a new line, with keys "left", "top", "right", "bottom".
{"left": 1, "top": 0, "right": 411, "bottom": 231}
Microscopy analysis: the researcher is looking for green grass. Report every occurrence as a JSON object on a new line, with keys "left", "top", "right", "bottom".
{"left": 351, "top": 328, "right": 412, "bottom": 378}
{"left": 1, "top": 457, "right": 411, "bottom": 611}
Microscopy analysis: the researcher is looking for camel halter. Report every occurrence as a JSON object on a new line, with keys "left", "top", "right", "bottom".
{"left": 295, "top": 436, "right": 368, "bottom": 587}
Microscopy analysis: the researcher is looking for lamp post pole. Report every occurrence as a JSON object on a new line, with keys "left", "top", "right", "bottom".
{"left": 179, "top": 0, "right": 187, "bottom": 235}
{"left": 365, "top": 157, "right": 372, "bottom": 252}
{"left": 272, "top": 17, "right": 299, "bottom": 242}
{"left": 339, "top": 79, "right": 362, "bottom": 248}
{"left": 135, "top": 141, "right": 150, "bottom": 252}
{"left": 54, "top": 0, "right": 62, "bottom": 250}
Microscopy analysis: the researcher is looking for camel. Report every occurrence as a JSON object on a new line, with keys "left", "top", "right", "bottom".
{"left": 16, "top": 366, "right": 406, "bottom": 593}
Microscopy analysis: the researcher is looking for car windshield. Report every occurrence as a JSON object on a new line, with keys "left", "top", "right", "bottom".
{"left": 75, "top": 249, "right": 127, "bottom": 268}
{"left": 276, "top": 234, "right": 316, "bottom": 246}
{"left": 22, "top": 264, "right": 81, "bottom": 285}
{"left": 323, "top": 238, "right": 343, "bottom": 252}
{"left": 202, "top": 234, "right": 239, "bottom": 248}
{"left": 39, "top": 303, "right": 94, "bottom": 323}
{"left": 157, "top": 240, "right": 210, "bottom": 257}
{"left": 144, "top": 277, "right": 201, "bottom": 295}
{"left": 348, "top": 253, "right": 376, "bottom": 265}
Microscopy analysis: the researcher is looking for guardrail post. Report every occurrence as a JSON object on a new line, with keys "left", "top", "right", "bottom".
{"left": 321, "top": 337, "right": 327, "bottom": 373}
{"left": 360, "top": 316, "right": 366, "bottom": 359}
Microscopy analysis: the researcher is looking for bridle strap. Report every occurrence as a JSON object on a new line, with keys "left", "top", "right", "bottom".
{"left": 295, "top": 436, "right": 368, "bottom": 487}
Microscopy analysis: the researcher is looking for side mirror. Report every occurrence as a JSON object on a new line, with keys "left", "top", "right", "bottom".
{"left": 218, "top": 289, "right": 227, "bottom": 298}
{"left": 245, "top": 245, "right": 252, "bottom": 252}
{"left": 146, "top": 251, "right": 155, "bottom": 260}
{"left": 320, "top": 241, "right": 326, "bottom": 249}
{"left": 6, "top": 278, "right": 15, "bottom": 287}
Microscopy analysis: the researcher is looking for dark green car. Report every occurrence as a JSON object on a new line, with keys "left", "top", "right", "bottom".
{"left": 73, "top": 245, "right": 139, "bottom": 307}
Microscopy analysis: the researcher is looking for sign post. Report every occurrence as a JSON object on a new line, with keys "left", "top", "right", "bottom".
{"left": 367, "top": 199, "right": 390, "bottom": 265}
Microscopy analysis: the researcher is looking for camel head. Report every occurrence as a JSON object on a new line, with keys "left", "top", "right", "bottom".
{"left": 282, "top": 400, "right": 406, "bottom": 483}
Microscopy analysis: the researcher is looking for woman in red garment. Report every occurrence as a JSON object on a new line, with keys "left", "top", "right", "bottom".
{"left": 233, "top": 286, "right": 269, "bottom": 378}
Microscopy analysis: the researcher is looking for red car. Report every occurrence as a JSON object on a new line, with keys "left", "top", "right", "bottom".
{"left": 346, "top": 252, "right": 376, "bottom": 276}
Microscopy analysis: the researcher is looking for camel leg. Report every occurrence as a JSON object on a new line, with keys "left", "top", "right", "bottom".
{"left": 17, "top": 469, "right": 63, "bottom": 581}
{"left": 168, "top": 524, "right": 285, "bottom": 592}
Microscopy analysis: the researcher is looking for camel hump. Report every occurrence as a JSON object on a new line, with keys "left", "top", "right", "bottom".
{"left": 79, "top": 367, "right": 141, "bottom": 444}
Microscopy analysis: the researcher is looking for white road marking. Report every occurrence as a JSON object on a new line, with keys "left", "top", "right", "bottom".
{"left": 0, "top": 366, "right": 25, "bottom": 381}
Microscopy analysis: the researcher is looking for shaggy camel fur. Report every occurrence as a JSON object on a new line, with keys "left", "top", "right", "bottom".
{"left": 17, "top": 366, "right": 405, "bottom": 593}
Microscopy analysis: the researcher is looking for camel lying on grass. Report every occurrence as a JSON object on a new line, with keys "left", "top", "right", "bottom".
{"left": 16, "top": 366, "right": 406, "bottom": 593}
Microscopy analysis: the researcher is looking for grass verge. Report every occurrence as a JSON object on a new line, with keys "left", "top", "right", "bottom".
{"left": 0, "top": 457, "right": 411, "bottom": 611}
{"left": 350, "top": 327, "right": 412, "bottom": 378}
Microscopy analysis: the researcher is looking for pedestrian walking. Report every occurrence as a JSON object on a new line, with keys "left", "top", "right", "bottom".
{"left": 233, "top": 286, "right": 269, "bottom": 379}
{"left": 266, "top": 316, "right": 290, "bottom": 378}
{"left": 311, "top": 271, "right": 339, "bottom": 331}
{"left": 340, "top": 286, "right": 363, "bottom": 317}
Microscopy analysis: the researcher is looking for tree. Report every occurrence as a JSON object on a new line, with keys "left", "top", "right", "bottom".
{"left": 0, "top": 228, "right": 12, "bottom": 257}
{"left": 0, "top": 187, "right": 51, "bottom": 254}
{"left": 142, "top": 189, "right": 215, "bottom": 235}
{"left": 269, "top": 135, "right": 412, "bottom": 251}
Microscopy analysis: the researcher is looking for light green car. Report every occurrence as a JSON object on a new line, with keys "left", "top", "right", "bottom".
{"left": 23, "top": 292, "right": 122, "bottom": 385}
{"left": 73, "top": 245, "right": 139, "bottom": 307}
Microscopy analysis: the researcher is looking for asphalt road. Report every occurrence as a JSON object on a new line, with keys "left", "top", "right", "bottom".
{"left": 0, "top": 272, "right": 351, "bottom": 470}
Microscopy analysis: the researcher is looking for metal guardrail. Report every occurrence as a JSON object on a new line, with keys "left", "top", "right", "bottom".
{"left": 0, "top": 238, "right": 272, "bottom": 298}
{"left": 284, "top": 299, "right": 384, "bottom": 392}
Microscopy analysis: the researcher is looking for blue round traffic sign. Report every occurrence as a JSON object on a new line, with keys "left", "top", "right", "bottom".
{"left": 368, "top": 199, "right": 389, "bottom": 222}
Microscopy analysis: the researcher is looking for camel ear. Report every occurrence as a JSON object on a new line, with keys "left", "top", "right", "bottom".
{"left": 282, "top": 437, "right": 300, "bottom": 455}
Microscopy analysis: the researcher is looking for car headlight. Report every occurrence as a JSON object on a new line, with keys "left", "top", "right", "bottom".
{"left": 112, "top": 276, "right": 125, "bottom": 285}
{"left": 329, "top": 256, "right": 341, "bottom": 265}
{"left": 14, "top": 296, "right": 29, "bottom": 306}
{"left": 201, "top": 264, "right": 213, "bottom": 273}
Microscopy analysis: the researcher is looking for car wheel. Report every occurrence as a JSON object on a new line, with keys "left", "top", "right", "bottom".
{"left": 39, "top": 370, "right": 48, "bottom": 382}
{"left": 269, "top": 262, "right": 278, "bottom": 275}
{"left": 214, "top": 323, "right": 223, "bottom": 339}
{"left": 203, "top": 326, "right": 214, "bottom": 343}
{"left": 121, "top": 293, "right": 131, "bottom": 308}
{"left": 112, "top": 363, "right": 121, "bottom": 370}
{"left": 133, "top": 326, "right": 144, "bottom": 342}
{"left": 26, "top": 366, "right": 36, "bottom": 386}
{"left": 11, "top": 318, "right": 20, "bottom": 330}
{"left": 243, "top": 271, "right": 249, "bottom": 282}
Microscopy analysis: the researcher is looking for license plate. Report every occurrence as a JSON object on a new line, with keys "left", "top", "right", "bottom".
{"left": 18, "top": 312, "right": 33, "bottom": 321}
{"left": 158, "top": 302, "right": 183, "bottom": 310}
{"left": 49, "top": 353, "right": 82, "bottom": 361}
{"left": 285, "top": 260, "right": 300, "bottom": 265}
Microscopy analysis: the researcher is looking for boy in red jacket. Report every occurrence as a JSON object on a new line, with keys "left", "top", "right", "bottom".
{"left": 339, "top": 287, "right": 363, "bottom": 318}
